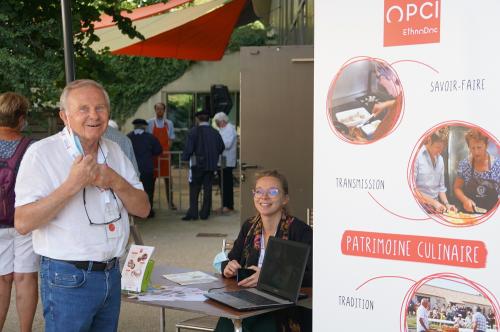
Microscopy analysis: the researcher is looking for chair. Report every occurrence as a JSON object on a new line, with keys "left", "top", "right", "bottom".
{"left": 174, "top": 239, "right": 234, "bottom": 332}
{"left": 175, "top": 315, "right": 220, "bottom": 332}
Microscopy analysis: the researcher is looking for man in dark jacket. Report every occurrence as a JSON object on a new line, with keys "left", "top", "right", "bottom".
{"left": 181, "top": 110, "right": 224, "bottom": 220}
{"left": 128, "top": 119, "right": 163, "bottom": 218}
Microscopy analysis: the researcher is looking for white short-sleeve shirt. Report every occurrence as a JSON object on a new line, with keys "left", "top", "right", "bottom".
{"left": 15, "top": 131, "right": 143, "bottom": 261}
{"left": 416, "top": 304, "right": 429, "bottom": 332}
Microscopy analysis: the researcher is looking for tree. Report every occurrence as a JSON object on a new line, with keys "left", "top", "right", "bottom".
{"left": 0, "top": 0, "right": 189, "bottom": 123}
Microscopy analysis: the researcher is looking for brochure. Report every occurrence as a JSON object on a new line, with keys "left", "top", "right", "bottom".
{"left": 121, "top": 245, "right": 155, "bottom": 292}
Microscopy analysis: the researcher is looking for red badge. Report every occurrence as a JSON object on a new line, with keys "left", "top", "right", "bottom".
{"left": 108, "top": 224, "right": 116, "bottom": 232}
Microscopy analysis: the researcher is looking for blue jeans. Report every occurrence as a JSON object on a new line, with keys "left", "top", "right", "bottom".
{"left": 40, "top": 256, "right": 121, "bottom": 332}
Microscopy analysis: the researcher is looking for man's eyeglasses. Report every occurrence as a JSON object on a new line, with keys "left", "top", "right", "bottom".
{"left": 83, "top": 187, "right": 121, "bottom": 226}
{"left": 252, "top": 187, "right": 280, "bottom": 198}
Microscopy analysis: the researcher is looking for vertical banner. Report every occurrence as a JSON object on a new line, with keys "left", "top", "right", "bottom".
{"left": 315, "top": 1, "right": 499, "bottom": 331}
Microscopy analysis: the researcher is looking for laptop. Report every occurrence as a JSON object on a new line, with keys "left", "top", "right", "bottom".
{"left": 205, "top": 237, "right": 310, "bottom": 311}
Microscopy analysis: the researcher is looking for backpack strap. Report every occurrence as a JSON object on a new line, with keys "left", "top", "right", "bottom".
{"left": 6, "top": 136, "right": 32, "bottom": 171}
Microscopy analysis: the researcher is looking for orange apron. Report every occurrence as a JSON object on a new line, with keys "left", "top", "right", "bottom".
{"left": 152, "top": 121, "right": 170, "bottom": 177}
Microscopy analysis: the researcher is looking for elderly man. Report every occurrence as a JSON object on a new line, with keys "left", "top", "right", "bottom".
{"left": 147, "top": 102, "right": 176, "bottom": 210}
{"left": 0, "top": 92, "right": 38, "bottom": 332}
{"left": 14, "top": 79, "right": 150, "bottom": 332}
{"left": 213, "top": 112, "right": 237, "bottom": 214}
{"left": 417, "top": 298, "right": 430, "bottom": 332}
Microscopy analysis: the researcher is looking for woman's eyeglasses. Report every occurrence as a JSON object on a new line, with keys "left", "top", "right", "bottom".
{"left": 252, "top": 187, "right": 280, "bottom": 198}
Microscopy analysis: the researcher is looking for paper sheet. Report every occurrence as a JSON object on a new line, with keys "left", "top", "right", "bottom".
{"left": 137, "top": 286, "right": 206, "bottom": 302}
{"left": 163, "top": 271, "right": 218, "bottom": 285}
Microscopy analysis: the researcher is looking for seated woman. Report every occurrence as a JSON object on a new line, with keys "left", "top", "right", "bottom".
{"left": 454, "top": 129, "right": 500, "bottom": 212}
{"left": 216, "top": 170, "right": 312, "bottom": 332}
{"left": 414, "top": 127, "right": 457, "bottom": 213}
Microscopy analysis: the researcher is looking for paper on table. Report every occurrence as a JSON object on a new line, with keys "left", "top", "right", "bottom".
{"left": 163, "top": 271, "right": 218, "bottom": 285}
{"left": 138, "top": 286, "right": 206, "bottom": 302}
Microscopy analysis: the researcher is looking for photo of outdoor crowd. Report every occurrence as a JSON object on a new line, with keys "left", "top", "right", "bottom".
{"left": 327, "top": 57, "right": 403, "bottom": 144}
{"left": 410, "top": 124, "right": 500, "bottom": 226}
{"left": 406, "top": 279, "right": 497, "bottom": 332}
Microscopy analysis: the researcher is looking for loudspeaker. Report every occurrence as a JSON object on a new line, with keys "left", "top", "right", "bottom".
{"left": 210, "top": 84, "right": 233, "bottom": 115}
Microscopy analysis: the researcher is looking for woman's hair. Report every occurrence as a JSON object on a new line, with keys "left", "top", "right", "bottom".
{"left": 59, "top": 79, "right": 110, "bottom": 112}
{"left": 213, "top": 112, "right": 229, "bottom": 123}
{"left": 465, "top": 128, "right": 488, "bottom": 146}
{"left": 255, "top": 169, "right": 289, "bottom": 195}
{"left": 428, "top": 126, "right": 449, "bottom": 144}
{"left": 0, "top": 92, "right": 29, "bottom": 128}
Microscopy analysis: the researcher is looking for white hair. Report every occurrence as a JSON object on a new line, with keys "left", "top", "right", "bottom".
{"left": 213, "top": 112, "right": 229, "bottom": 123}
{"left": 59, "top": 79, "right": 110, "bottom": 112}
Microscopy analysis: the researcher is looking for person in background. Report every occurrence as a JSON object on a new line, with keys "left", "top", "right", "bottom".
{"left": 213, "top": 112, "right": 237, "bottom": 214}
{"left": 217, "top": 170, "right": 312, "bottom": 332}
{"left": 465, "top": 311, "right": 474, "bottom": 328}
{"left": 472, "top": 306, "right": 488, "bottom": 332}
{"left": 14, "top": 79, "right": 149, "bottom": 332}
{"left": 104, "top": 119, "right": 139, "bottom": 176}
{"left": 128, "top": 119, "right": 163, "bottom": 218}
{"left": 417, "top": 298, "right": 430, "bottom": 332}
{"left": 487, "top": 309, "right": 495, "bottom": 329}
{"left": 454, "top": 129, "right": 499, "bottom": 213}
{"left": 147, "top": 102, "right": 176, "bottom": 210}
{"left": 0, "top": 92, "right": 38, "bottom": 332}
{"left": 414, "top": 127, "right": 457, "bottom": 213}
{"left": 370, "top": 63, "right": 403, "bottom": 140}
{"left": 181, "top": 110, "right": 224, "bottom": 220}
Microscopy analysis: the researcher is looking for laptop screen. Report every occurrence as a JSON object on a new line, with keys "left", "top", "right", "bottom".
{"left": 257, "top": 237, "right": 311, "bottom": 302}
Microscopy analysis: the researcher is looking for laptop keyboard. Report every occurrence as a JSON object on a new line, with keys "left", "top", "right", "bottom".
{"left": 229, "top": 290, "right": 278, "bottom": 305}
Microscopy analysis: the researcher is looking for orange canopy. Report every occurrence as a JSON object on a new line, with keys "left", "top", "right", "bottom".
{"left": 91, "top": 0, "right": 248, "bottom": 61}
{"left": 93, "top": 0, "right": 194, "bottom": 30}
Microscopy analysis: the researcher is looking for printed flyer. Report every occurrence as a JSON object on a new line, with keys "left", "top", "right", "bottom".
{"left": 121, "top": 245, "right": 155, "bottom": 293}
{"left": 315, "top": 1, "right": 499, "bottom": 331}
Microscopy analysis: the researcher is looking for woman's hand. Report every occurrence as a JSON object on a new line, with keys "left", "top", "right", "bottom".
{"left": 223, "top": 260, "right": 241, "bottom": 278}
{"left": 237, "top": 266, "right": 260, "bottom": 288}
{"left": 463, "top": 198, "right": 476, "bottom": 213}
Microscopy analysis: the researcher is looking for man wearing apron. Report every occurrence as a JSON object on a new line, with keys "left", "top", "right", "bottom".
{"left": 147, "top": 102, "right": 176, "bottom": 210}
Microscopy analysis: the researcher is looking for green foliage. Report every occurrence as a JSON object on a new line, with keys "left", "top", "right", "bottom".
{"left": 0, "top": 0, "right": 189, "bottom": 125}
{"left": 100, "top": 55, "right": 190, "bottom": 124}
{"left": 227, "top": 21, "right": 267, "bottom": 52}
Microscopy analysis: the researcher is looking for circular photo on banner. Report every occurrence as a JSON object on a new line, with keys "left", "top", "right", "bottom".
{"left": 409, "top": 122, "right": 500, "bottom": 227}
{"left": 326, "top": 57, "right": 404, "bottom": 144}
{"left": 402, "top": 274, "right": 499, "bottom": 332}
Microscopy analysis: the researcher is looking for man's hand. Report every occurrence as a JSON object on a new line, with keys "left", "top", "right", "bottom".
{"left": 237, "top": 266, "right": 260, "bottom": 288}
{"left": 66, "top": 155, "right": 98, "bottom": 194}
{"left": 445, "top": 203, "right": 458, "bottom": 213}
{"left": 223, "top": 260, "right": 241, "bottom": 278}
{"left": 431, "top": 199, "right": 446, "bottom": 213}
{"left": 92, "top": 163, "right": 119, "bottom": 190}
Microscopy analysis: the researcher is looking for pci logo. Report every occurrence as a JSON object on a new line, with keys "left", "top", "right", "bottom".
{"left": 384, "top": 0, "right": 441, "bottom": 47}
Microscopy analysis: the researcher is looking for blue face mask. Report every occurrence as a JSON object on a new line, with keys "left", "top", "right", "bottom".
{"left": 212, "top": 251, "right": 228, "bottom": 273}
{"left": 66, "top": 123, "right": 84, "bottom": 157}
